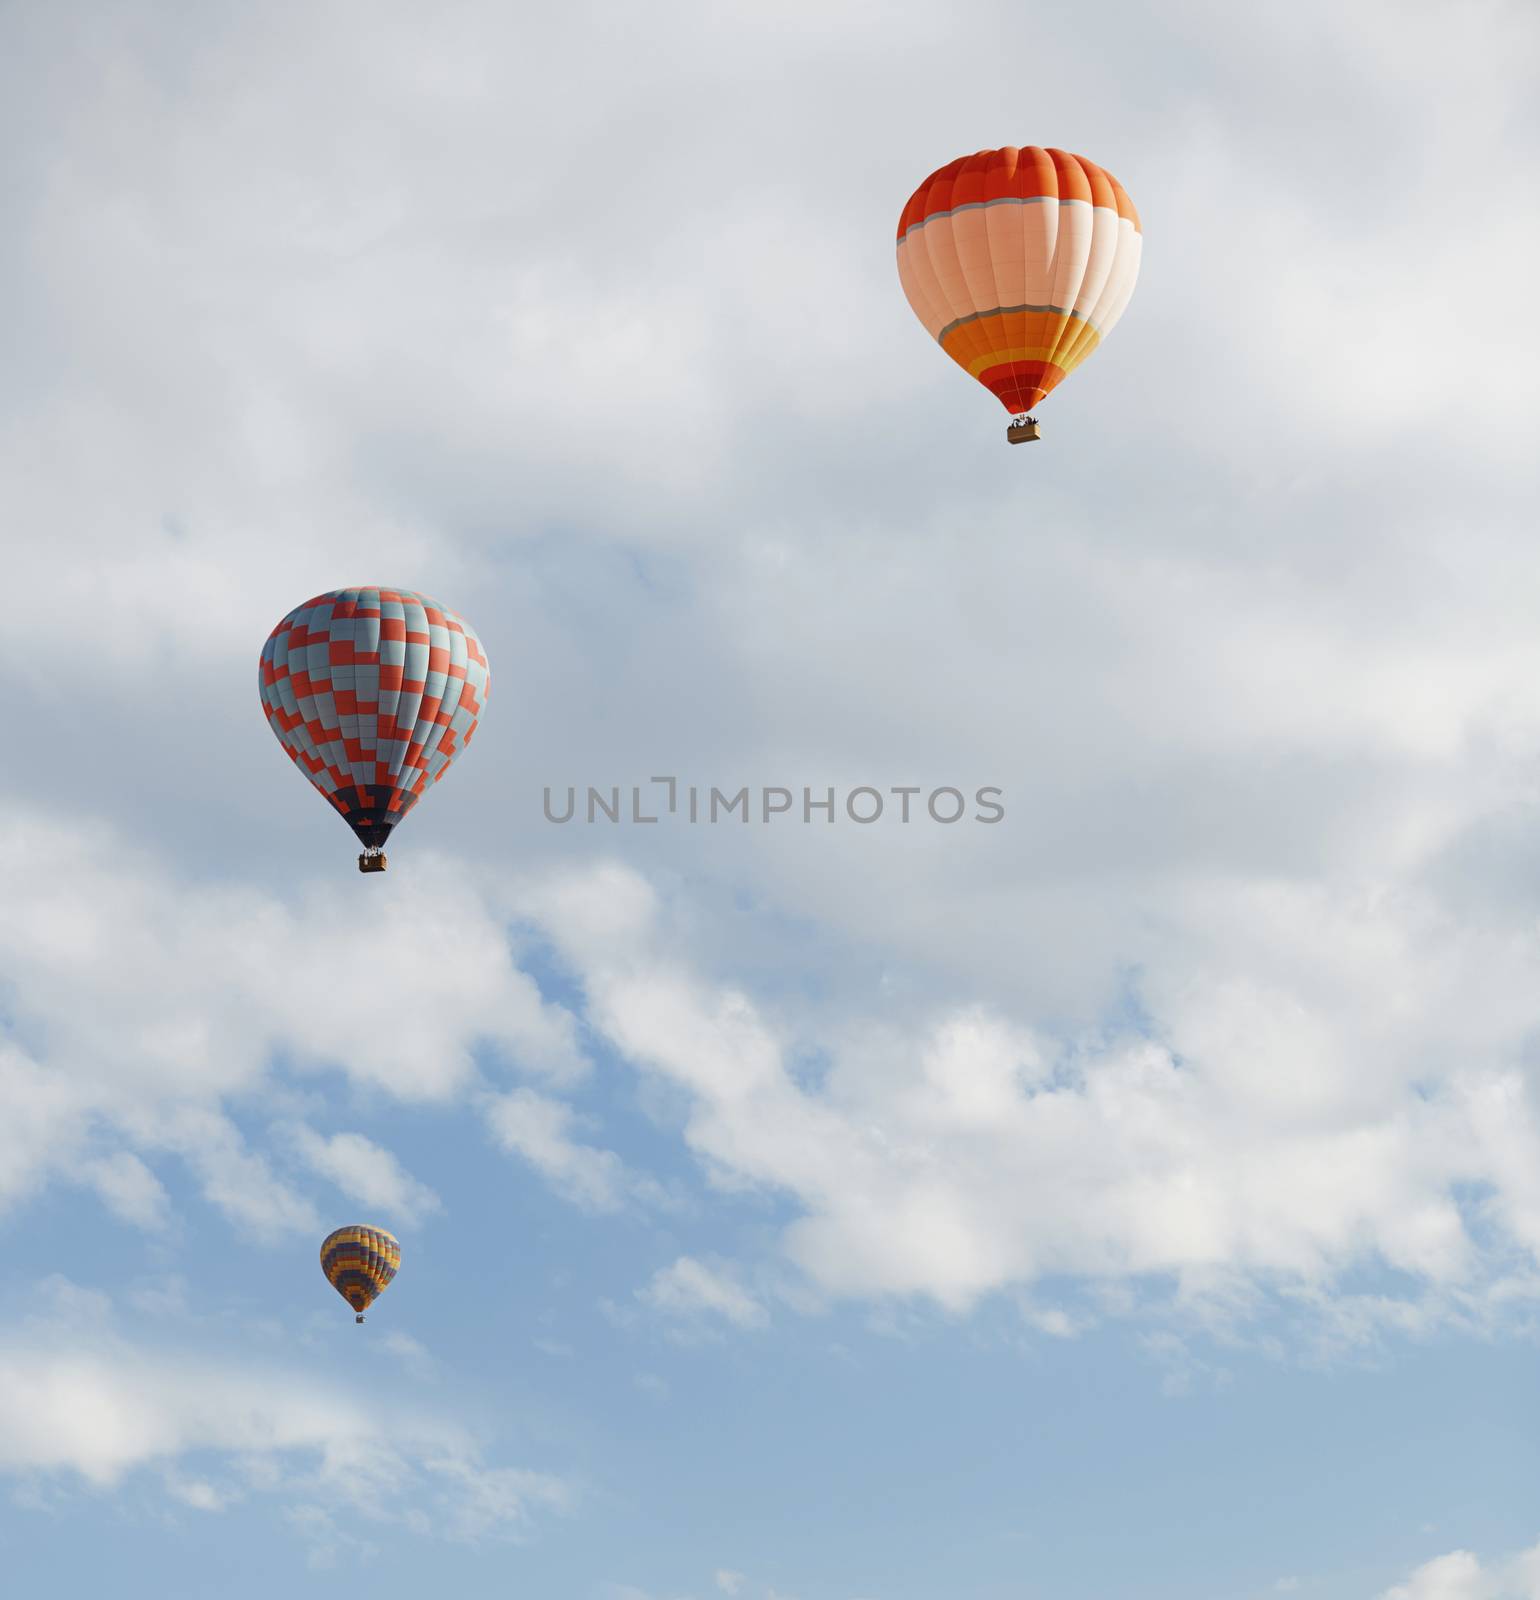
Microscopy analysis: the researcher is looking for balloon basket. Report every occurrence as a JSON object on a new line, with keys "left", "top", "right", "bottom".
{"left": 358, "top": 852, "right": 387, "bottom": 874}
{"left": 356, "top": 1314, "right": 365, "bottom": 1324}
{"left": 1007, "top": 418, "right": 1041, "bottom": 444}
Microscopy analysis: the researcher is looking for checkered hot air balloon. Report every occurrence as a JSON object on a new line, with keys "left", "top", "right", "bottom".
{"left": 259, "top": 587, "right": 490, "bottom": 872}
{"left": 320, "top": 1224, "right": 401, "bottom": 1324}
{"left": 896, "top": 146, "right": 1142, "bottom": 444}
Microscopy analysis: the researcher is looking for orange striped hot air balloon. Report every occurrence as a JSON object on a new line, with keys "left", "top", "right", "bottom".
{"left": 896, "top": 146, "right": 1142, "bottom": 443}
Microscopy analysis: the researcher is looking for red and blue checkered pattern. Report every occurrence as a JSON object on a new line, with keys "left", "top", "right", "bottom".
{"left": 260, "top": 587, "right": 490, "bottom": 851}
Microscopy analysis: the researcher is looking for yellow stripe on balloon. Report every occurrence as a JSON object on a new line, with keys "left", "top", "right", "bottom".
{"left": 958, "top": 341, "right": 1099, "bottom": 378}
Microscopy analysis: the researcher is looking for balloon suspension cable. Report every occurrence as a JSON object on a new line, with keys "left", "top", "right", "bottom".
{"left": 1006, "top": 415, "right": 1041, "bottom": 445}
{"left": 358, "top": 847, "right": 388, "bottom": 875}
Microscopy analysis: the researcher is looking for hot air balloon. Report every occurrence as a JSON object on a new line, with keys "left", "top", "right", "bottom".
{"left": 259, "top": 587, "right": 490, "bottom": 872}
{"left": 320, "top": 1224, "right": 401, "bottom": 1324}
{"left": 896, "top": 146, "right": 1142, "bottom": 443}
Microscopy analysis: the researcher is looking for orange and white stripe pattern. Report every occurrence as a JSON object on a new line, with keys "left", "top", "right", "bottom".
{"left": 896, "top": 146, "right": 1142, "bottom": 417}
{"left": 259, "top": 587, "right": 490, "bottom": 855}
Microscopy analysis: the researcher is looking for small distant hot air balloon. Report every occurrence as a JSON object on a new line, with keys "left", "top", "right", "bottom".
{"left": 259, "top": 588, "right": 490, "bottom": 872}
{"left": 320, "top": 1224, "right": 401, "bottom": 1325}
{"left": 896, "top": 146, "right": 1142, "bottom": 443}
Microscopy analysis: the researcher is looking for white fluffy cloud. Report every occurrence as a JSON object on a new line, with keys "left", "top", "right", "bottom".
{"left": 79, "top": 1152, "right": 172, "bottom": 1231}
{"left": 0, "top": 1298, "right": 571, "bottom": 1543}
{"left": 484, "top": 1088, "right": 639, "bottom": 1213}
{"left": 0, "top": 1046, "right": 91, "bottom": 1211}
{"left": 0, "top": 808, "right": 582, "bottom": 1107}
{"left": 1381, "top": 1542, "right": 1540, "bottom": 1600}
{"left": 14, "top": 789, "right": 1540, "bottom": 1341}
{"left": 526, "top": 863, "right": 1540, "bottom": 1329}
{"left": 291, "top": 1127, "right": 442, "bottom": 1225}
{"left": 640, "top": 1258, "right": 767, "bottom": 1331}
{"left": 0, "top": 804, "right": 584, "bottom": 1231}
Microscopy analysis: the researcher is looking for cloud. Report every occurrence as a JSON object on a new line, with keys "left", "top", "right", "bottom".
{"left": 0, "top": 1055, "right": 165, "bottom": 1234}
{"left": 639, "top": 1258, "right": 767, "bottom": 1331}
{"left": 166, "top": 1475, "right": 232, "bottom": 1513}
{"left": 1162, "top": 4, "right": 1540, "bottom": 469}
{"left": 79, "top": 1152, "right": 172, "bottom": 1232}
{"left": 15, "top": 794, "right": 1540, "bottom": 1351}
{"left": 0, "top": 804, "right": 584, "bottom": 1231}
{"left": 422, "top": 1456, "right": 574, "bottom": 1542}
{"left": 157, "top": 1107, "right": 320, "bottom": 1239}
{"left": 1380, "top": 1541, "right": 1540, "bottom": 1600}
{"left": 528, "top": 862, "right": 1540, "bottom": 1332}
{"left": 0, "top": 1315, "right": 573, "bottom": 1545}
{"left": 290, "top": 1127, "right": 442, "bottom": 1225}
{"left": 379, "top": 1331, "right": 436, "bottom": 1379}
{"left": 0, "top": 808, "right": 584, "bottom": 1104}
{"left": 485, "top": 1086, "right": 656, "bottom": 1213}
{"left": 0, "top": 1045, "right": 91, "bottom": 1211}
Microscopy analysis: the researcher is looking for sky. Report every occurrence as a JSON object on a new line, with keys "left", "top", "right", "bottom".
{"left": 2, "top": 0, "right": 1540, "bottom": 1596}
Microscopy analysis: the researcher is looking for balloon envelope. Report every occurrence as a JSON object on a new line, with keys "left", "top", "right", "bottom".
{"left": 896, "top": 146, "right": 1142, "bottom": 418}
{"left": 259, "top": 587, "right": 490, "bottom": 853}
{"left": 320, "top": 1224, "right": 401, "bottom": 1319}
